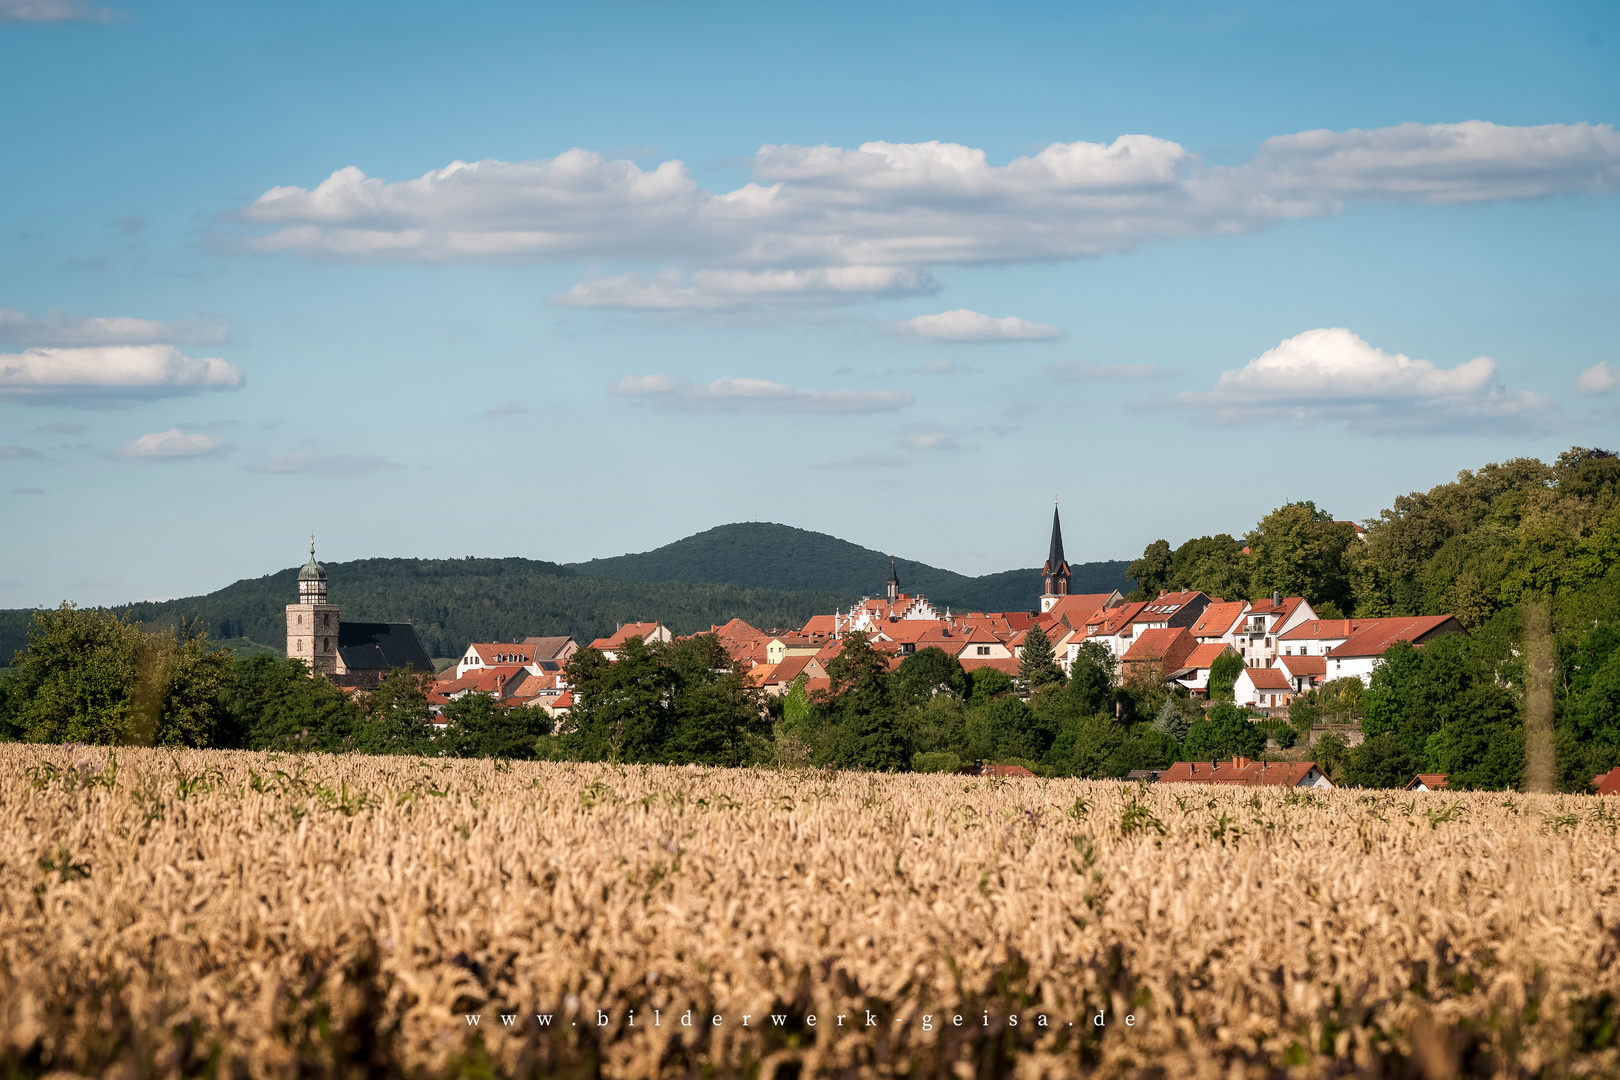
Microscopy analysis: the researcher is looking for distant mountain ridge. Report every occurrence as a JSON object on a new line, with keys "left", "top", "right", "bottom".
{"left": 569, "top": 522, "right": 1131, "bottom": 612}
{"left": 0, "top": 523, "right": 1132, "bottom": 664}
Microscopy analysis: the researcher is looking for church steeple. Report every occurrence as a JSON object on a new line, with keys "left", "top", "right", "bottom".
{"left": 886, "top": 556, "right": 901, "bottom": 602}
{"left": 1040, "top": 502, "right": 1071, "bottom": 612}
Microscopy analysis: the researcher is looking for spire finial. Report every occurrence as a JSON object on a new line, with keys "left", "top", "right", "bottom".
{"left": 310, "top": 531, "right": 315, "bottom": 556}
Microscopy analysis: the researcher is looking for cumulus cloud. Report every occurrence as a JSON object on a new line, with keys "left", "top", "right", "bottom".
{"left": 243, "top": 452, "right": 400, "bottom": 475}
{"left": 0, "top": 0, "right": 124, "bottom": 20}
{"left": 0, "top": 307, "right": 229, "bottom": 347}
{"left": 0, "top": 444, "right": 43, "bottom": 459}
{"left": 1182, "top": 328, "right": 1560, "bottom": 435}
{"left": 1048, "top": 361, "right": 1174, "bottom": 381}
{"left": 1576, "top": 361, "right": 1620, "bottom": 395}
{"left": 549, "top": 266, "right": 936, "bottom": 310}
{"left": 0, "top": 344, "right": 244, "bottom": 404}
{"left": 880, "top": 309, "right": 1062, "bottom": 344}
{"left": 110, "top": 429, "right": 233, "bottom": 462}
{"left": 609, "top": 374, "right": 913, "bottom": 414}
{"left": 227, "top": 123, "right": 1620, "bottom": 315}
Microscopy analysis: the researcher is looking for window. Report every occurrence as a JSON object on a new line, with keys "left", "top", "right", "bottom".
{"left": 322, "top": 637, "right": 329, "bottom": 651}
{"left": 976, "top": 646, "right": 990, "bottom": 656}
{"left": 296, "top": 615, "right": 303, "bottom": 625}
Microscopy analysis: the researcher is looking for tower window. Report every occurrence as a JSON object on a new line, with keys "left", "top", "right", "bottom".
{"left": 323, "top": 637, "right": 329, "bottom": 651}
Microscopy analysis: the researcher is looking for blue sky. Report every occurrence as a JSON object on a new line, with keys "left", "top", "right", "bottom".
{"left": 2, "top": 0, "right": 1618, "bottom": 608}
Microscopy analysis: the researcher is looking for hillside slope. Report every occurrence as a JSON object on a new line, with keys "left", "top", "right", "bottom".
{"left": 0, "top": 558, "right": 850, "bottom": 665}
{"left": 570, "top": 522, "right": 1131, "bottom": 611}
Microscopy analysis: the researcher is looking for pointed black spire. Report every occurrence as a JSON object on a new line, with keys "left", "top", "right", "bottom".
{"left": 1040, "top": 502, "right": 1071, "bottom": 606}
{"left": 886, "top": 556, "right": 901, "bottom": 601}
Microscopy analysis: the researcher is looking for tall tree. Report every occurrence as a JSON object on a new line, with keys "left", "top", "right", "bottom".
{"left": 1246, "top": 501, "right": 1356, "bottom": 612}
{"left": 1017, "top": 624, "right": 1062, "bottom": 689}
{"left": 1127, "top": 539, "right": 1174, "bottom": 600}
{"left": 354, "top": 668, "right": 436, "bottom": 754}
{"left": 826, "top": 632, "right": 908, "bottom": 770}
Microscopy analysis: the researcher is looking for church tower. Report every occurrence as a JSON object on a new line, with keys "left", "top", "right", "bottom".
{"left": 1040, "top": 503, "right": 1071, "bottom": 613}
{"left": 885, "top": 557, "right": 901, "bottom": 602}
{"left": 286, "top": 541, "right": 341, "bottom": 675}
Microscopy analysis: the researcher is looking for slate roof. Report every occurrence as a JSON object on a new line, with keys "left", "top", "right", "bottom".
{"left": 337, "top": 622, "right": 433, "bottom": 674}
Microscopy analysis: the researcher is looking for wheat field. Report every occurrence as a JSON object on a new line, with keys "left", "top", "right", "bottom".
{"left": 0, "top": 744, "right": 1616, "bottom": 1079}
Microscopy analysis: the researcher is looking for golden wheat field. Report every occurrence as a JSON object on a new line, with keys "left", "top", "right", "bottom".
{"left": 1, "top": 745, "right": 1617, "bottom": 1079}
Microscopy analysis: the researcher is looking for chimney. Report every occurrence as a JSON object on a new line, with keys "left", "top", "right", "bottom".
{"left": 1272, "top": 591, "right": 1281, "bottom": 607}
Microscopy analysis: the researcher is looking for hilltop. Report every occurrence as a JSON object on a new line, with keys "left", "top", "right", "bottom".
{"left": 570, "top": 522, "right": 1131, "bottom": 610}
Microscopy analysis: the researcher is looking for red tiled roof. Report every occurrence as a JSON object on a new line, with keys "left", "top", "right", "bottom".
{"left": 1406, "top": 773, "right": 1450, "bottom": 790}
{"left": 467, "top": 642, "right": 539, "bottom": 665}
{"left": 958, "top": 656, "right": 1020, "bottom": 676}
{"left": 1191, "top": 601, "right": 1248, "bottom": 637}
{"left": 1591, "top": 767, "right": 1620, "bottom": 796}
{"left": 436, "top": 663, "right": 530, "bottom": 696}
{"left": 1158, "top": 758, "right": 1327, "bottom": 787}
{"left": 1134, "top": 591, "right": 1208, "bottom": 622}
{"left": 520, "top": 636, "right": 576, "bottom": 661}
{"left": 1081, "top": 602, "right": 1148, "bottom": 637}
{"left": 1280, "top": 619, "right": 1359, "bottom": 641}
{"left": 1122, "top": 627, "right": 1197, "bottom": 672}
{"left": 1328, "top": 616, "right": 1463, "bottom": 658}
{"left": 800, "top": 614, "right": 836, "bottom": 635}
{"left": 1277, "top": 654, "right": 1327, "bottom": 678}
{"left": 1041, "top": 593, "right": 1120, "bottom": 628}
{"left": 590, "top": 622, "right": 666, "bottom": 651}
{"left": 1184, "top": 642, "right": 1236, "bottom": 670}
{"left": 1242, "top": 667, "right": 1293, "bottom": 691}
{"left": 957, "top": 763, "right": 1036, "bottom": 778}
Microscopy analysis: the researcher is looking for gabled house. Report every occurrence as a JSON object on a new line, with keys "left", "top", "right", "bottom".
{"left": 1130, "top": 591, "right": 1214, "bottom": 636}
{"left": 1158, "top": 756, "right": 1334, "bottom": 789}
{"left": 589, "top": 621, "right": 673, "bottom": 661}
{"left": 1233, "top": 594, "right": 1317, "bottom": 668}
{"left": 1274, "top": 654, "right": 1327, "bottom": 694}
{"left": 1121, "top": 627, "right": 1198, "bottom": 686}
{"left": 1405, "top": 774, "right": 1449, "bottom": 791}
{"left": 1277, "top": 618, "right": 1358, "bottom": 657}
{"left": 1175, "top": 642, "right": 1240, "bottom": 697}
{"left": 1233, "top": 664, "right": 1294, "bottom": 708}
{"left": 1326, "top": 615, "right": 1466, "bottom": 685}
{"left": 1189, "top": 601, "right": 1249, "bottom": 646}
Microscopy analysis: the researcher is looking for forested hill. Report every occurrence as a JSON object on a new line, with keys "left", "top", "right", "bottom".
{"left": 0, "top": 558, "right": 850, "bottom": 665}
{"left": 570, "top": 522, "right": 1132, "bottom": 611}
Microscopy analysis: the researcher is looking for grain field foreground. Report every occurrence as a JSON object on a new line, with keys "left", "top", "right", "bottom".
{"left": 1, "top": 746, "right": 1617, "bottom": 1079}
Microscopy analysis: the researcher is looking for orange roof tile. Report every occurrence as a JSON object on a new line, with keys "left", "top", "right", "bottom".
{"left": 1159, "top": 758, "right": 1326, "bottom": 787}
{"left": 1328, "top": 616, "right": 1463, "bottom": 658}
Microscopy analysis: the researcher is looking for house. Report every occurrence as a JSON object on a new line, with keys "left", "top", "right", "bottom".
{"left": 1592, "top": 767, "right": 1620, "bottom": 796}
{"left": 1326, "top": 615, "right": 1467, "bottom": 685}
{"left": 1158, "top": 756, "right": 1334, "bottom": 789}
{"left": 522, "top": 636, "right": 579, "bottom": 664}
{"left": 1189, "top": 601, "right": 1249, "bottom": 646}
{"left": 1232, "top": 594, "right": 1317, "bottom": 669}
{"left": 1038, "top": 591, "right": 1126, "bottom": 632}
{"left": 1121, "top": 627, "right": 1198, "bottom": 685}
{"left": 1130, "top": 591, "right": 1214, "bottom": 636}
{"left": 1175, "top": 642, "right": 1240, "bottom": 697}
{"left": 765, "top": 632, "right": 825, "bottom": 665}
{"left": 1277, "top": 618, "right": 1358, "bottom": 658}
{"left": 1275, "top": 654, "right": 1327, "bottom": 694}
{"left": 457, "top": 640, "right": 545, "bottom": 679}
{"left": 1066, "top": 601, "right": 1150, "bottom": 663}
{"left": 1405, "top": 774, "right": 1449, "bottom": 791}
{"left": 589, "top": 621, "right": 674, "bottom": 660}
{"left": 1233, "top": 664, "right": 1294, "bottom": 708}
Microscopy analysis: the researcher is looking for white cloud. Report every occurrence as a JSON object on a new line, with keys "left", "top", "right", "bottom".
{"left": 1048, "top": 361, "right": 1173, "bottom": 381}
{"left": 0, "top": 308, "right": 229, "bottom": 347}
{"left": 899, "top": 422, "right": 962, "bottom": 451}
{"left": 549, "top": 266, "right": 936, "bottom": 310}
{"left": 110, "top": 429, "right": 233, "bottom": 462}
{"left": 244, "top": 452, "right": 399, "bottom": 475}
{"left": 1576, "top": 361, "right": 1620, "bottom": 396}
{"left": 880, "top": 309, "right": 1062, "bottom": 343}
{"left": 0, "top": 0, "right": 124, "bottom": 20}
{"left": 0, "top": 344, "right": 244, "bottom": 404}
{"left": 228, "top": 123, "right": 1620, "bottom": 314}
{"left": 609, "top": 374, "right": 913, "bottom": 414}
{"left": 1182, "top": 327, "right": 1560, "bottom": 435}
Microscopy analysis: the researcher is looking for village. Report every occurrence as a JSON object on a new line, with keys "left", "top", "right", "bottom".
{"left": 280, "top": 509, "right": 1505, "bottom": 793}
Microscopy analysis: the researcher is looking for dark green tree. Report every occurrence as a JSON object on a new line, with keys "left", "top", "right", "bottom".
{"left": 353, "top": 668, "right": 436, "bottom": 754}
{"left": 664, "top": 634, "right": 767, "bottom": 765}
{"left": 1246, "top": 501, "right": 1357, "bottom": 613}
{"left": 557, "top": 639, "right": 675, "bottom": 762}
{"left": 1017, "top": 624, "right": 1062, "bottom": 689}
{"left": 826, "top": 632, "right": 908, "bottom": 770}
{"left": 225, "top": 655, "right": 363, "bottom": 752}
{"left": 894, "top": 647, "right": 968, "bottom": 707}
{"left": 442, "top": 692, "right": 546, "bottom": 758}
{"left": 1207, "top": 650, "right": 1243, "bottom": 701}
{"left": 1182, "top": 703, "right": 1265, "bottom": 760}
{"left": 967, "top": 665, "right": 1013, "bottom": 704}
{"left": 1128, "top": 539, "right": 1174, "bottom": 600}
{"left": 1341, "top": 732, "right": 1420, "bottom": 789}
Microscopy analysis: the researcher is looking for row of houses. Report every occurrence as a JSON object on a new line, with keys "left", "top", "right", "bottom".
{"left": 417, "top": 508, "right": 1466, "bottom": 717}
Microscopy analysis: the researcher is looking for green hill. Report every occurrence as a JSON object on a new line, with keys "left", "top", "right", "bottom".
{"left": 570, "top": 522, "right": 1131, "bottom": 611}
{"left": 0, "top": 524, "right": 1133, "bottom": 664}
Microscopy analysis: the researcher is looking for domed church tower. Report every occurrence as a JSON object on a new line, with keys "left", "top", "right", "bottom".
{"left": 1040, "top": 503, "right": 1071, "bottom": 613}
{"left": 286, "top": 540, "right": 341, "bottom": 675}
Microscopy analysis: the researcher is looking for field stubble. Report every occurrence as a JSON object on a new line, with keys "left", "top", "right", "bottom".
{"left": 0, "top": 745, "right": 1616, "bottom": 1079}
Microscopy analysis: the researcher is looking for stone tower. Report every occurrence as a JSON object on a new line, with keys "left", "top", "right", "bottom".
{"left": 286, "top": 541, "right": 341, "bottom": 675}
{"left": 1040, "top": 503, "right": 1071, "bottom": 613}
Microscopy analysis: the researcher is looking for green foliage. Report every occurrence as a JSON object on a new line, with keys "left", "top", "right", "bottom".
{"left": 1312, "top": 732, "right": 1352, "bottom": 779}
{"left": 1016, "top": 624, "right": 1062, "bottom": 688}
{"left": 966, "top": 665, "right": 1012, "bottom": 704}
{"left": 828, "top": 633, "right": 909, "bottom": 770}
{"left": 226, "top": 656, "right": 363, "bottom": 752}
{"left": 1341, "top": 732, "right": 1420, "bottom": 789}
{"left": 3, "top": 604, "right": 235, "bottom": 747}
{"left": 893, "top": 647, "right": 967, "bottom": 706}
{"left": 912, "top": 751, "right": 961, "bottom": 773}
{"left": 1207, "top": 650, "right": 1243, "bottom": 701}
{"left": 1246, "top": 502, "right": 1358, "bottom": 616}
{"left": 352, "top": 669, "right": 436, "bottom": 755}
{"left": 1151, "top": 696, "right": 1188, "bottom": 743}
{"left": 1183, "top": 703, "right": 1266, "bottom": 761}
{"left": 442, "top": 693, "right": 548, "bottom": 759}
